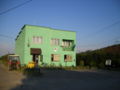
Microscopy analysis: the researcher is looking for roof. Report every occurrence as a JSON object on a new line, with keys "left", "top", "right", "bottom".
{"left": 24, "top": 24, "right": 76, "bottom": 32}
{"left": 15, "top": 24, "right": 76, "bottom": 40}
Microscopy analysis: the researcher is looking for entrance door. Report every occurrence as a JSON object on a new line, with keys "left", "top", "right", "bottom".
{"left": 32, "top": 54, "right": 39, "bottom": 65}
{"left": 30, "top": 48, "right": 42, "bottom": 65}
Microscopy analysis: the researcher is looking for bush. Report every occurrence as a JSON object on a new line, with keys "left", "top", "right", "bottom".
{"left": 89, "top": 60, "right": 97, "bottom": 67}
{"left": 0, "top": 54, "right": 8, "bottom": 66}
{"left": 98, "top": 62, "right": 105, "bottom": 69}
{"left": 79, "top": 60, "right": 84, "bottom": 66}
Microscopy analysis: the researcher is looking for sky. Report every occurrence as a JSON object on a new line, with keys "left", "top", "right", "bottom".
{"left": 0, "top": 0, "right": 120, "bottom": 56}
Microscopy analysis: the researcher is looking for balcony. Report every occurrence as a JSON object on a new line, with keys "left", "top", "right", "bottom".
{"left": 61, "top": 44, "right": 75, "bottom": 51}
{"left": 61, "top": 39, "right": 75, "bottom": 51}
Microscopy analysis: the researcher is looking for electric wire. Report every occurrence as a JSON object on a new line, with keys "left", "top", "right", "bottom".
{"left": 0, "top": 0, "right": 32, "bottom": 15}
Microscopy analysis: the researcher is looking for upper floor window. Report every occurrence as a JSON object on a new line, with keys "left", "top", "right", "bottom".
{"left": 33, "top": 36, "right": 42, "bottom": 44}
{"left": 62, "top": 40, "right": 73, "bottom": 47}
{"left": 51, "top": 38, "right": 59, "bottom": 46}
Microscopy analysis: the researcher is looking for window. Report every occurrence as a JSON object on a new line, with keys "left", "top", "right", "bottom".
{"left": 51, "top": 54, "right": 60, "bottom": 61}
{"left": 62, "top": 40, "right": 73, "bottom": 47}
{"left": 51, "top": 38, "right": 59, "bottom": 45}
{"left": 64, "top": 55, "right": 72, "bottom": 61}
{"left": 33, "top": 36, "right": 42, "bottom": 44}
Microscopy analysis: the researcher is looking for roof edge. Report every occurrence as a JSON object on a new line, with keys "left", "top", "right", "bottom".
{"left": 15, "top": 24, "right": 76, "bottom": 40}
{"left": 24, "top": 24, "right": 76, "bottom": 32}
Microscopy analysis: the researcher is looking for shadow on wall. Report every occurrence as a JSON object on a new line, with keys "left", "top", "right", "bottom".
{"left": 11, "top": 68, "right": 120, "bottom": 90}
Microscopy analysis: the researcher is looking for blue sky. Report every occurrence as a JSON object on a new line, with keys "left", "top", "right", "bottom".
{"left": 0, "top": 0, "right": 120, "bottom": 56}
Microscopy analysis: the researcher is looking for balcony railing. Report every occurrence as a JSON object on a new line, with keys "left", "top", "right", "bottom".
{"left": 61, "top": 44, "right": 75, "bottom": 51}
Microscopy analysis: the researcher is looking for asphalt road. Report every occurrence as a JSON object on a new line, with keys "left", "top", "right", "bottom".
{"left": 0, "top": 63, "right": 120, "bottom": 90}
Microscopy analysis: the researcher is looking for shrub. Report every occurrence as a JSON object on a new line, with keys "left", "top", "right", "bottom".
{"left": 79, "top": 60, "right": 84, "bottom": 66}
{"left": 98, "top": 62, "right": 105, "bottom": 69}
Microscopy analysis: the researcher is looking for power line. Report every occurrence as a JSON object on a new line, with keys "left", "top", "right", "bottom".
{"left": 79, "top": 36, "right": 120, "bottom": 48}
{"left": 0, "top": 0, "right": 32, "bottom": 15}
{"left": 96, "top": 20, "right": 120, "bottom": 33}
{"left": 78, "top": 20, "right": 120, "bottom": 47}
{"left": 87, "top": 20, "right": 120, "bottom": 37}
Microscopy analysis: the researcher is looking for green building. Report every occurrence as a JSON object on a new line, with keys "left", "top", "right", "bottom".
{"left": 15, "top": 25, "right": 76, "bottom": 67}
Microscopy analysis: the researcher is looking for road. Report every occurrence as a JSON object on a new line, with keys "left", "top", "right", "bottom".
{"left": 0, "top": 63, "right": 120, "bottom": 90}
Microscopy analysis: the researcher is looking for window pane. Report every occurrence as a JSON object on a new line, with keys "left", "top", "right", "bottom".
{"left": 51, "top": 38, "right": 59, "bottom": 45}
{"left": 62, "top": 40, "right": 73, "bottom": 47}
{"left": 33, "top": 36, "right": 42, "bottom": 44}
{"left": 39, "top": 37, "right": 42, "bottom": 44}
{"left": 64, "top": 55, "right": 72, "bottom": 61}
{"left": 37, "top": 36, "right": 39, "bottom": 43}
{"left": 51, "top": 54, "right": 60, "bottom": 61}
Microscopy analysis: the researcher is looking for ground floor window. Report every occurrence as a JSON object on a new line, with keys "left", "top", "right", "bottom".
{"left": 64, "top": 55, "right": 72, "bottom": 61}
{"left": 51, "top": 54, "right": 60, "bottom": 61}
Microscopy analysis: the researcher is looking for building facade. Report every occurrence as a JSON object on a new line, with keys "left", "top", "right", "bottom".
{"left": 15, "top": 25, "right": 76, "bottom": 67}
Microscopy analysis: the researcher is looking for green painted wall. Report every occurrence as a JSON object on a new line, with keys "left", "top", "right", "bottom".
{"left": 15, "top": 28, "right": 26, "bottom": 65}
{"left": 15, "top": 25, "right": 76, "bottom": 67}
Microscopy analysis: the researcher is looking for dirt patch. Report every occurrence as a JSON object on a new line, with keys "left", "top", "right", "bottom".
{"left": 0, "top": 63, "right": 25, "bottom": 90}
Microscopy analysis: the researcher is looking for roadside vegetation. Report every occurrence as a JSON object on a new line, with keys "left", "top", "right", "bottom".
{"left": 76, "top": 44, "right": 120, "bottom": 70}
{"left": 0, "top": 54, "right": 9, "bottom": 66}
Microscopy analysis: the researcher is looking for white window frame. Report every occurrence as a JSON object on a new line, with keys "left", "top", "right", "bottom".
{"left": 51, "top": 38, "right": 60, "bottom": 46}
{"left": 62, "top": 40, "right": 73, "bottom": 47}
{"left": 64, "top": 55, "right": 72, "bottom": 61}
{"left": 32, "top": 36, "right": 42, "bottom": 44}
{"left": 51, "top": 54, "right": 60, "bottom": 61}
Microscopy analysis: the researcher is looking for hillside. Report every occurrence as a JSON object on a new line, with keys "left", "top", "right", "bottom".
{"left": 77, "top": 44, "right": 120, "bottom": 68}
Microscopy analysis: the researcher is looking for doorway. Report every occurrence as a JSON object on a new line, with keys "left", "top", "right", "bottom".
{"left": 30, "top": 48, "right": 42, "bottom": 65}
{"left": 32, "top": 54, "right": 39, "bottom": 64}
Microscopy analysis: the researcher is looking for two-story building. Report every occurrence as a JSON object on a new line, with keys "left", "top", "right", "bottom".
{"left": 15, "top": 25, "right": 76, "bottom": 67}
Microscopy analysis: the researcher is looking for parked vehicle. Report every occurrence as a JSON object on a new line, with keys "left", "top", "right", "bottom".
{"left": 8, "top": 55, "right": 20, "bottom": 70}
